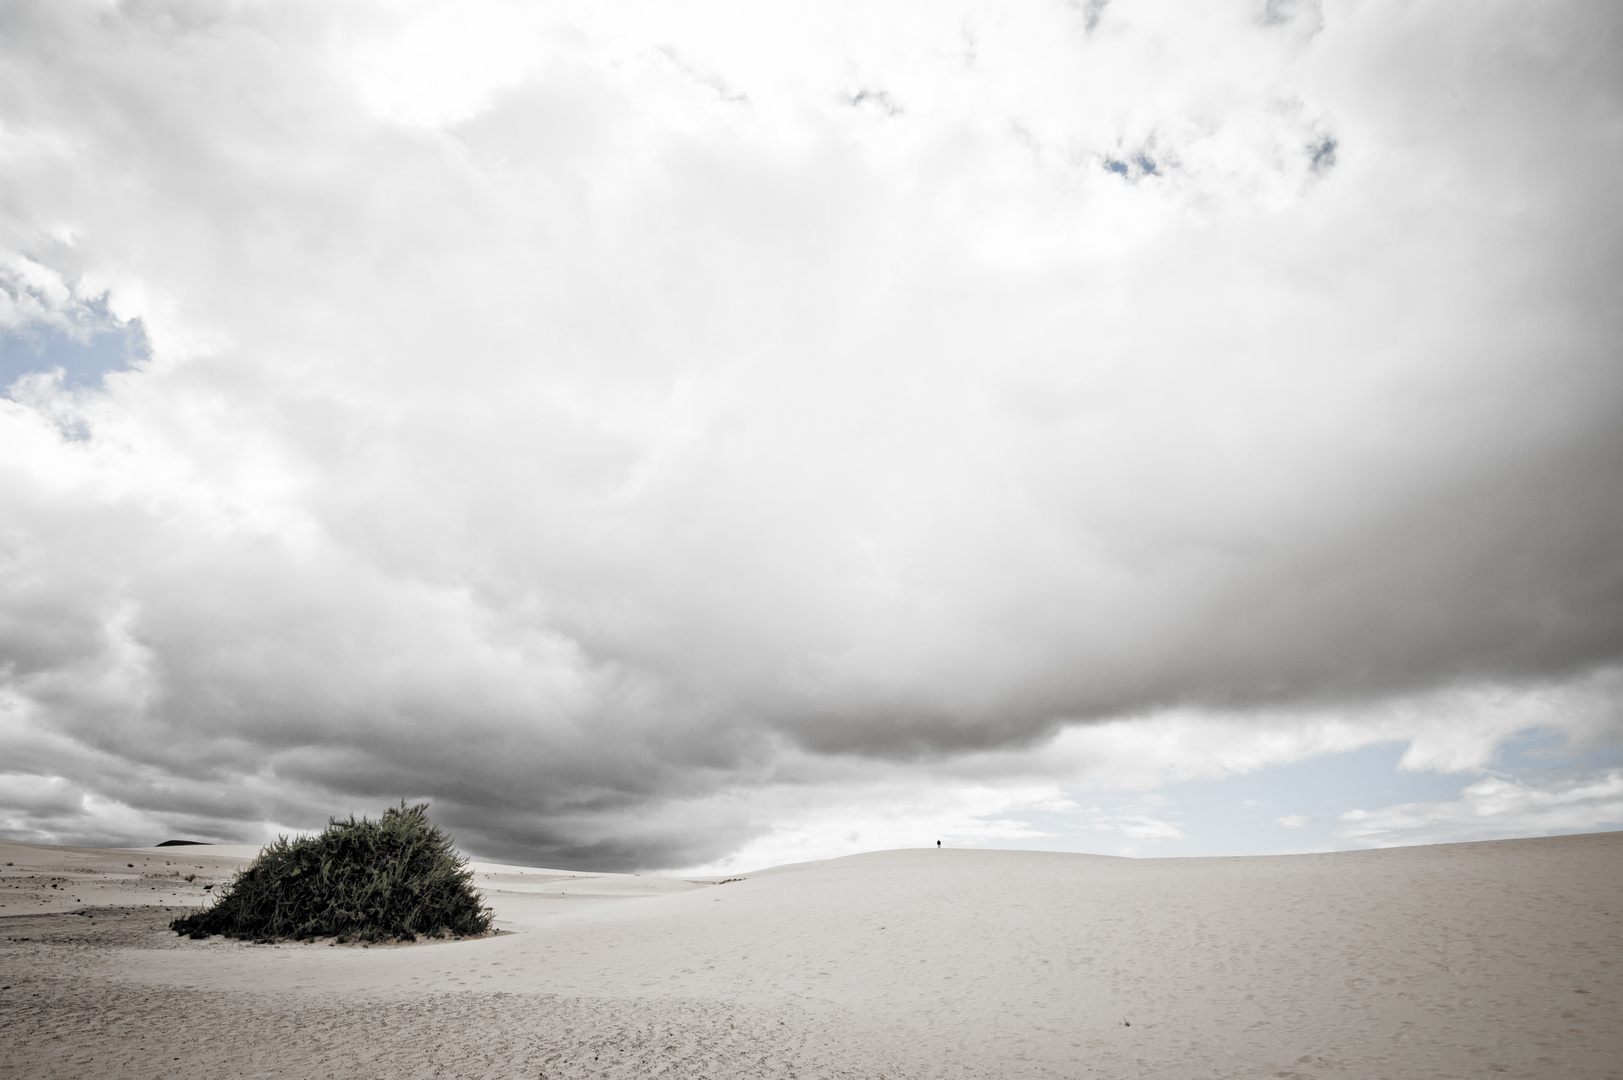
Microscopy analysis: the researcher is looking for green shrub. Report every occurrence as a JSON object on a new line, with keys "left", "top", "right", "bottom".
{"left": 170, "top": 802, "right": 492, "bottom": 943}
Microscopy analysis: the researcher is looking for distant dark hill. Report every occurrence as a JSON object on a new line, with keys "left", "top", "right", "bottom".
{"left": 156, "top": 840, "right": 212, "bottom": 847}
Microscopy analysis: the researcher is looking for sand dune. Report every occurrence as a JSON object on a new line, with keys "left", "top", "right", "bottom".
{"left": 2, "top": 832, "right": 1618, "bottom": 1078}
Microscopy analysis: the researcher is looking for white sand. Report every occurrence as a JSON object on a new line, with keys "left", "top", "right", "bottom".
{"left": 2, "top": 832, "right": 1618, "bottom": 1078}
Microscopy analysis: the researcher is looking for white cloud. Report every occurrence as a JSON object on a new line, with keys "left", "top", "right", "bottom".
{"left": 0, "top": 1, "right": 1618, "bottom": 867}
{"left": 1339, "top": 770, "right": 1623, "bottom": 848}
{"left": 676, "top": 778, "right": 1077, "bottom": 875}
{"left": 0, "top": 254, "right": 79, "bottom": 332}
{"left": 1094, "top": 814, "right": 1188, "bottom": 843}
{"left": 1030, "top": 672, "right": 1623, "bottom": 789}
{"left": 1276, "top": 814, "right": 1315, "bottom": 828}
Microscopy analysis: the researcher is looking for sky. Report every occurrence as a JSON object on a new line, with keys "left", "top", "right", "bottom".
{"left": 0, "top": 0, "right": 1619, "bottom": 874}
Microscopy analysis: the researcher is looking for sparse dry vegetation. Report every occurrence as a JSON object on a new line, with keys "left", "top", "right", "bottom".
{"left": 169, "top": 802, "right": 491, "bottom": 944}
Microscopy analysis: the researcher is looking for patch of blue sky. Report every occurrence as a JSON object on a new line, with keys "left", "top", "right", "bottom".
{"left": 1495, "top": 725, "right": 1623, "bottom": 774}
{"left": 984, "top": 729, "right": 1622, "bottom": 859}
{"left": 1309, "top": 136, "right": 1337, "bottom": 173}
{"left": 0, "top": 317, "right": 146, "bottom": 393}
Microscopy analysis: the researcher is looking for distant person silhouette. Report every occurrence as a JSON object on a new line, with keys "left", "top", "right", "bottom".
{"left": 936, "top": 840, "right": 940, "bottom": 848}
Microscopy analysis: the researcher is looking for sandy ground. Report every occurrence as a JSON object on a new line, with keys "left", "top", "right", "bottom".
{"left": 1, "top": 832, "right": 1618, "bottom": 1079}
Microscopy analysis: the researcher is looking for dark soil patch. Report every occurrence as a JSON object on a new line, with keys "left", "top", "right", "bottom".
{"left": 0, "top": 907, "right": 177, "bottom": 949}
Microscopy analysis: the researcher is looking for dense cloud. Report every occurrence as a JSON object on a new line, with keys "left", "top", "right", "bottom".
{"left": 1, "top": 0, "right": 1619, "bottom": 868}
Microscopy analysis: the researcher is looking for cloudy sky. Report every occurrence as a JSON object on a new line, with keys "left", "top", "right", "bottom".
{"left": 1, "top": 0, "right": 1619, "bottom": 873}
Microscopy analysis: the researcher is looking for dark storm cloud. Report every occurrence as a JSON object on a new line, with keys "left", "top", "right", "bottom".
{"left": 0, "top": 0, "right": 1618, "bottom": 869}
